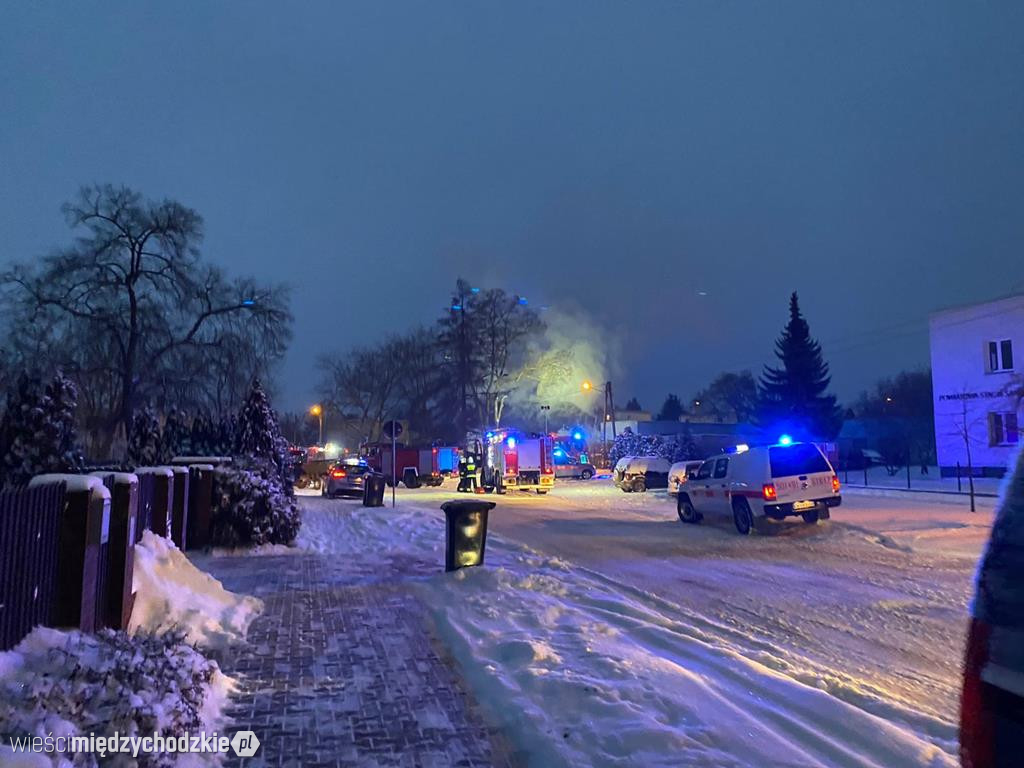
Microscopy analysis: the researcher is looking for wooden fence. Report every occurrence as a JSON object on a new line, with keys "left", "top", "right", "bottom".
{"left": 0, "top": 483, "right": 67, "bottom": 651}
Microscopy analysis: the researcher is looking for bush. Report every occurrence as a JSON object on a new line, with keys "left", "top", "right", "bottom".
{"left": 210, "top": 459, "right": 301, "bottom": 547}
{"left": 0, "top": 628, "right": 224, "bottom": 768}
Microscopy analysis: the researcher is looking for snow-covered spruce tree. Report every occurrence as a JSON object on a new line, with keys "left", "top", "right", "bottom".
{"left": 0, "top": 371, "right": 85, "bottom": 487}
{"left": 188, "top": 412, "right": 215, "bottom": 456}
{"left": 43, "top": 371, "right": 85, "bottom": 475}
{"left": 235, "top": 379, "right": 291, "bottom": 491}
{"left": 208, "top": 379, "right": 300, "bottom": 547}
{"left": 127, "top": 405, "right": 161, "bottom": 467}
{"left": 158, "top": 407, "right": 188, "bottom": 464}
{"left": 758, "top": 292, "right": 842, "bottom": 440}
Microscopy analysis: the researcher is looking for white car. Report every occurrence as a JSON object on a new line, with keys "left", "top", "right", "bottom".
{"left": 668, "top": 460, "right": 704, "bottom": 496}
{"left": 675, "top": 440, "right": 841, "bottom": 534}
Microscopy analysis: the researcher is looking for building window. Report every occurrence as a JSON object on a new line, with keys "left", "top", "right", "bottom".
{"left": 989, "top": 412, "right": 1020, "bottom": 446}
{"left": 986, "top": 339, "right": 1014, "bottom": 372}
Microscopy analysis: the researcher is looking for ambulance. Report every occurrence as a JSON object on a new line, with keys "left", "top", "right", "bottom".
{"left": 675, "top": 437, "right": 841, "bottom": 534}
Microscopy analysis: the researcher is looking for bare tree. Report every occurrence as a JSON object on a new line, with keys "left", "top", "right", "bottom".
{"left": 0, "top": 184, "right": 291, "bottom": 454}
{"left": 318, "top": 339, "right": 402, "bottom": 444}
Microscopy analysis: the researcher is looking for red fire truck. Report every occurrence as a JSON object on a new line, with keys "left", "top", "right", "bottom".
{"left": 361, "top": 443, "right": 445, "bottom": 488}
{"left": 483, "top": 430, "right": 555, "bottom": 493}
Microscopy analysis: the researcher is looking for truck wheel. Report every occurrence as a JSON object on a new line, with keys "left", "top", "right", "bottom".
{"left": 802, "top": 510, "right": 820, "bottom": 524}
{"left": 580, "top": 469, "right": 594, "bottom": 480}
{"left": 536, "top": 489, "right": 548, "bottom": 495}
{"left": 733, "top": 499, "right": 754, "bottom": 535}
{"left": 632, "top": 478, "right": 646, "bottom": 493}
{"left": 403, "top": 470, "right": 420, "bottom": 489}
{"left": 677, "top": 496, "right": 698, "bottom": 524}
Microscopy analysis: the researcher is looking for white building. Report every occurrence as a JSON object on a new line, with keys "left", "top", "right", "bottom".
{"left": 929, "top": 294, "right": 1022, "bottom": 477}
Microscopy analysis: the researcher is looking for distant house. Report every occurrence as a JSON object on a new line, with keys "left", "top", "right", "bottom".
{"left": 929, "top": 294, "right": 1023, "bottom": 477}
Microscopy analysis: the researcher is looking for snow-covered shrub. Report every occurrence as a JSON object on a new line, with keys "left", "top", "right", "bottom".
{"left": 608, "top": 427, "right": 702, "bottom": 466}
{"left": 0, "top": 371, "right": 84, "bottom": 487}
{"left": 210, "top": 460, "right": 300, "bottom": 548}
{"left": 0, "top": 627, "right": 230, "bottom": 768}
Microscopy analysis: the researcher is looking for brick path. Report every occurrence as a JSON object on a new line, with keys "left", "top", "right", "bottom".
{"left": 202, "top": 553, "right": 517, "bottom": 768}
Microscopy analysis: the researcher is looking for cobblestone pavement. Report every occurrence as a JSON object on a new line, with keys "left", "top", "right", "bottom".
{"left": 202, "top": 553, "right": 518, "bottom": 768}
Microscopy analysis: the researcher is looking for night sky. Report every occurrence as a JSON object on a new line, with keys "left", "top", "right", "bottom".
{"left": 2, "top": 2, "right": 1022, "bottom": 413}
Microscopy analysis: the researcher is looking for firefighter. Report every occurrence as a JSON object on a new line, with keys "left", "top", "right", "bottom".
{"left": 458, "top": 450, "right": 480, "bottom": 493}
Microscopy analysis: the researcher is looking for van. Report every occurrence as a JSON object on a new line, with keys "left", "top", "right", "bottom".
{"left": 676, "top": 441, "right": 841, "bottom": 534}
{"left": 614, "top": 456, "right": 671, "bottom": 493}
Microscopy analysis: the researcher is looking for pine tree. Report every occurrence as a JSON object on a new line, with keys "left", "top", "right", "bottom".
{"left": 189, "top": 413, "right": 215, "bottom": 456}
{"left": 44, "top": 372, "right": 85, "bottom": 474}
{"left": 656, "top": 394, "right": 684, "bottom": 421}
{"left": 758, "top": 293, "right": 841, "bottom": 439}
{"left": 0, "top": 371, "right": 85, "bottom": 486}
{"left": 158, "top": 407, "right": 187, "bottom": 463}
{"left": 127, "top": 405, "right": 161, "bottom": 466}
{"left": 235, "top": 379, "right": 291, "bottom": 491}
{"left": 677, "top": 421, "right": 699, "bottom": 460}
{"left": 624, "top": 397, "right": 643, "bottom": 412}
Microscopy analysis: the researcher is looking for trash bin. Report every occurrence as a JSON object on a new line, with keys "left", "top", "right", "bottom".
{"left": 186, "top": 464, "right": 215, "bottom": 550}
{"left": 363, "top": 472, "right": 386, "bottom": 507}
{"left": 441, "top": 500, "right": 495, "bottom": 572}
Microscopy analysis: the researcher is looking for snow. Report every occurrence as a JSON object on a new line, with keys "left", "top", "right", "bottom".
{"left": 292, "top": 487, "right": 988, "bottom": 766}
{"left": 133, "top": 465, "right": 174, "bottom": 477}
{"left": 170, "top": 465, "right": 189, "bottom": 475}
{"left": 129, "top": 530, "right": 263, "bottom": 650}
{"left": 172, "top": 456, "right": 232, "bottom": 465}
{"left": 28, "top": 473, "right": 110, "bottom": 499}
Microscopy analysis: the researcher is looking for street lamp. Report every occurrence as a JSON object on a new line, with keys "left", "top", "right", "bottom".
{"left": 540, "top": 404, "right": 551, "bottom": 433}
{"left": 581, "top": 380, "right": 593, "bottom": 393}
{"left": 310, "top": 404, "right": 324, "bottom": 445}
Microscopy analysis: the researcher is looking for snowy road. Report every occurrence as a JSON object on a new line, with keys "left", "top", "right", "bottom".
{"left": 297, "top": 480, "right": 999, "bottom": 766}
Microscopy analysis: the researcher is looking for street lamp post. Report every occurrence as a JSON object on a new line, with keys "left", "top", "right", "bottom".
{"left": 540, "top": 405, "right": 551, "bottom": 434}
{"left": 310, "top": 404, "right": 324, "bottom": 445}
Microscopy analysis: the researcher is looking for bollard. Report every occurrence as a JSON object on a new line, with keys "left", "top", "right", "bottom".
{"left": 135, "top": 468, "right": 174, "bottom": 538}
{"left": 170, "top": 466, "right": 190, "bottom": 550}
{"left": 28, "top": 475, "right": 110, "bottom": 633}
{"left": 94, "top": 473, "right": 139, "bottom": 630}
{"left": 186, "top": 464, "right": 215, "bottom": 550}
{"left": 440, "top": 499, "right": 495, "bottom": 572}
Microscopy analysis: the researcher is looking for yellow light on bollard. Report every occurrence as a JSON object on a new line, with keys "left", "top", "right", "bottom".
{"left": 441, "top": 500, "right": 495, "bottom": 572}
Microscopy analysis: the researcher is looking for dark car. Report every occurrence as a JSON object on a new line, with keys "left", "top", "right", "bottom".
{"left": 322, "top": 459, "right": 371, "bottom": 499}
{"left": 960, "top": 448, "right": 1024, "bottom": 766}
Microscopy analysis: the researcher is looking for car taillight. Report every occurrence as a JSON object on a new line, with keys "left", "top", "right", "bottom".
{"left": 543, "top": 466, "right": 553, "bottom": 474}
{"left": 331, "top": 469, "right": 346, "bottom": 478}
{"left": 960, "top": 618, "right": 994, "bottom": 768}
{"left": 762, "top": 483, "right": 777, "bottom": 501}
{"left": 831, "top": 475, "right": 840, "bottom": 493}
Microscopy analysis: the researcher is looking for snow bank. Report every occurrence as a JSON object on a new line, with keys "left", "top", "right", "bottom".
{"left": 130, "top": 530, "right": 262, "bottom": 650}
{"left": 27, "top": 473, "right": 110, "bottom": 499}
{"left": 303, "top": 497, "right": 957, "bottom": 766}
{"left": 133, "top": 466, "right": 174, "bottom": 477}
{"left": 0, "top": 627, "right": 232, "bottom": 767}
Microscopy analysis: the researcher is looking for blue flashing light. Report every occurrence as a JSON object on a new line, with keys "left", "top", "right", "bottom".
{"left": 778, "top": 434, "right": 793, "bottom": 446}
{"left": 553, "top": 448, "right": 565, "bottom": 457}
{"left": 451, "top": 304, "right": 463, "bottom": 311}
{"left": 518, "top": 296, "right": 528, "bottom": 305}
{"left": 242, "top": 298, "right": 255, "bottom": 306}
{"left": 470, "top": 287, "right": 480, "bottom": 293}
{"left": 572, "top": 431, "right": 583, "bottom": 441}
{"left": 485, "top": 431, "right": 494, "bottom": 440}
{"left": 506, "top": 436, "right": 517, "bottom": 449}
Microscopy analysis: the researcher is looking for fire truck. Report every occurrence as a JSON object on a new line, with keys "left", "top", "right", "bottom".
{"left": 482, "top": 430, "right": 556, "bottom": 493}
{"left": 361, "top": 443, "right": 445, "bottom": 488}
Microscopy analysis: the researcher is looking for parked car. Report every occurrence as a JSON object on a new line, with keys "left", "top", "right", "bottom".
{"left": 668, "top": 460, "right": 704, "bottom": 496}
{"left": 322, "top": 458, "right": 371, "bottom": 499}
{"left": 614, "top": 456, "right": 671, "bottom": 493}
{"left": 676, "top": 440, "right": 841, "bottom": 534}
{"left": 553, "top": 451, "right": 596, "bottom": 480}
{"left": 960, "top": 448, "right": 1024, "bottom": 765}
